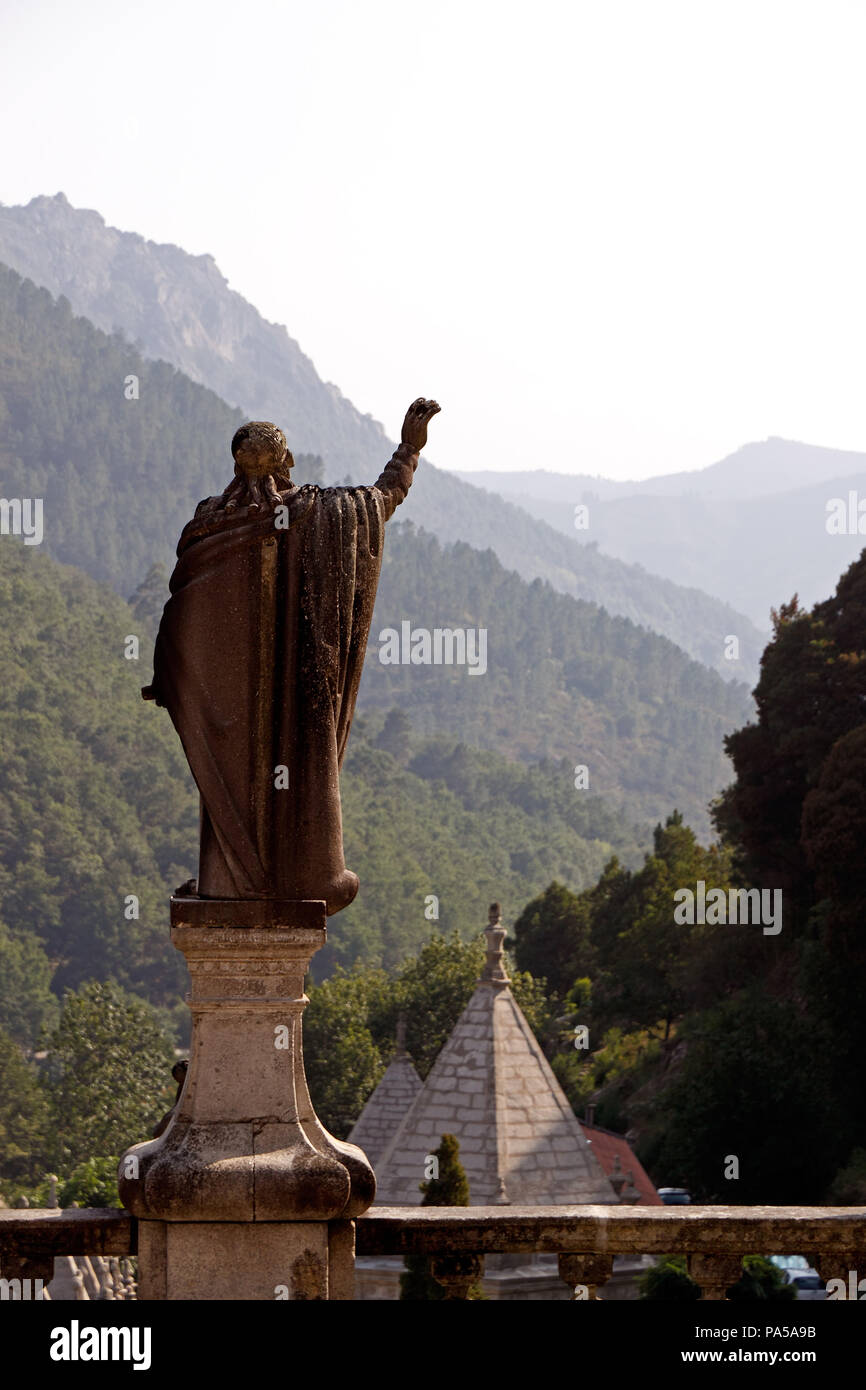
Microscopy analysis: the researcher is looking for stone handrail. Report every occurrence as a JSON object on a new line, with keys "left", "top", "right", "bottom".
{"left": 0, "top": 1208, "right": 135, "bottom": 1288}
{"left": 356, "top": 1204, "right": 866, "bottom": 1299}
{"left": 3, "top": 1204, "right": 864, "bottom": 1299}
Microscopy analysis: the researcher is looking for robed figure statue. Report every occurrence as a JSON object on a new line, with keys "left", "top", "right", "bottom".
{"left": 144, "top": 398, "right": 440, "bottom": 915}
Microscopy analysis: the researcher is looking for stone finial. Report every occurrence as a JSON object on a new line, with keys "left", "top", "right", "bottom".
{"left": 47, "top": 1174, "right": 58, "bottom": 1209}
{"left": 479, "top": 901, "right": 510, "bottom": 988}
{"left": 395, "top": 1013, "right": 408, "bottom": 1058}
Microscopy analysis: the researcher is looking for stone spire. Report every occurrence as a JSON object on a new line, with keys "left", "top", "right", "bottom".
{"left": 374, "top": 901, "right": 617, "bottom": 1207}
{"left": 347, "top": 1017, "right": 423, "bottom": 1167}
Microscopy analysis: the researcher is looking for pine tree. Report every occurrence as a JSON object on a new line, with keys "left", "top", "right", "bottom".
{"left": 399, "top": 1134, "right": 482, "bottom": 1299}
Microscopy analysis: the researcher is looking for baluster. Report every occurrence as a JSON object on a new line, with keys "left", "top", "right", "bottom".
{"left": 687, "top": 1253, "right": 743, "bottom": 1300}
{"left": 558, "top": 1253, "right": 614, "bottom": 1300}
{"left": 430, "top": 1253, "right": 485, "bottom": 1299}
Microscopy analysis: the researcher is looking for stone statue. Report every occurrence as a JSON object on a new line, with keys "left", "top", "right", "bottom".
{"left": 144, "top": 398, "right": 440, "bottom": 914}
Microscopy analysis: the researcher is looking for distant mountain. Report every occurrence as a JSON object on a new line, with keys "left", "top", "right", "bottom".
{"left": 457, "top": 438, "right": 866, "bottom": 503}
{"left": 0, "top": 194, "right": 764, "bottom": 681}
{"left": 457, "top": 445, "right": 866, "bottom": 627}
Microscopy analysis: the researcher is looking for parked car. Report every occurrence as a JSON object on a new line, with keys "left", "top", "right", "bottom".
{"left": 782, "top": 1268, "right": 826, "bottom": 1301}
{"left": 657, "top": 1187, "right": 691, "bottom": 1205}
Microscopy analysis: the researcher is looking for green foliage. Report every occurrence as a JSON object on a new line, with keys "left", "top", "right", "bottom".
{"left": 303, "top": 968, "right": 388, "bottom": 1139}
{"left": 638, "top": 1255, "right": 700, "bottom": 1301}
{"left": 512, "top": 881, "right": 593, "bottom": 997}
{"left": 59, "top": 1155, "right": 121, "bottom": 1209}
{"left": 553, "top": 1024, "right": 662, "bottom": 1131}
{"left": 0, "top": 1026, "right": 48, "bottom": 1183}
{"left": 365, "top": 524, "right": 753, "bottom": 838}
{"left": 638, "top": 990, "right": 835, "bottom": 1204}
{"left": 0, "top": 920, "right": 58, "bottom": 1048}
{"left": 695, "top": 552, "right": 866, "bottom": 1197}
{"left": 421, "top": 1133, "right": 470, "bottom": 1205}
{"left": 42, "top": 981, "right": 175, "bottom": 1171}
{"left": 335, "top": 732, "right": 643, "bottom": 975}
{"left": 0, "top": 543, "right": 196, "bottom": 1006}
{"left": 1, "top": 537, "right": 648, "bottom": 1005}
{"left": 728, "top": 1256, "right": 796, "bottom": 1302}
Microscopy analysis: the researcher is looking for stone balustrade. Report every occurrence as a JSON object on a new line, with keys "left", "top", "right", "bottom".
{"left": 2, "top": 1203, "right": 865, "bottom": 1299}
{"left": 356, "top": 1204, "right": 866, "bottom": 1299}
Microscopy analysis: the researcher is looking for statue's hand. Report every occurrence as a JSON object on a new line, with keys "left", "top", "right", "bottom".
{"left": 401, "top": 398, "right": 441, "bottom": 455}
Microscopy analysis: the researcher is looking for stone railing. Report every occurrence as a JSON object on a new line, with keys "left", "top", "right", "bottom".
{"left": 0, "top": 1209, "right": 134, "bottom": 1297}
{"left": 3, "top": 1204, "right": 865, "bottom": 1299}
{"left": 356, "top": 1205, "right": 866, "bottom": 1299}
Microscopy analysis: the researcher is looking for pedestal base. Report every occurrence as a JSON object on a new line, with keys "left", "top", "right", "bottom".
{"left": 137, "top": 1218, "right": 356, "bottom": 1301}
{"left": 119, "top": 898, "right": 374, "bottom": 1298}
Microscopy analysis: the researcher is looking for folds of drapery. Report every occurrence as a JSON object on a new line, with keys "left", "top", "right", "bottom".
{"left": 150, "top": 482, "right": 387, "bottom": 912}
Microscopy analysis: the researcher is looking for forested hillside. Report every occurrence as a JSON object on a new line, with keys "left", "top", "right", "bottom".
{"left": 364, "top": 525, "right": 751, "bottom": 835}
{"left": 0, "top": 541, "right": 646, "bottom": 1044}
{"left": 501, "top": 550, "right": 866, "bottom": 1204}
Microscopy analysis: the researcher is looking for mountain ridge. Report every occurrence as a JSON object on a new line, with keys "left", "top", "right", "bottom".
{"left": 0, "top": 193, "right": 763, "bottom": 682}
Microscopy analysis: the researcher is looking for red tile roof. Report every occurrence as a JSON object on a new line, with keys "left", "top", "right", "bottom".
{"left": 581, "top": 1123, "right": 662, "bottom": 1206}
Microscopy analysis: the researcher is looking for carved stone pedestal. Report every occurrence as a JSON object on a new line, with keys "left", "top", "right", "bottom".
{"left": 119, "top": 897, "right": 375, "bottom": 1300}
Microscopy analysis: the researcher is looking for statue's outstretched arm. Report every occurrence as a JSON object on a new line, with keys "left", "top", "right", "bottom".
{"left": 373, "top": 397, "right": 440, "bottom": 520}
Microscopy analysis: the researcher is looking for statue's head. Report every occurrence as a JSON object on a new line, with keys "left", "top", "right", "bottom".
{"left": 231, "top": 421, "right": 294, "bottom": 488}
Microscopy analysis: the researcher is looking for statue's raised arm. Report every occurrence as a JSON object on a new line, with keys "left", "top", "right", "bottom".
{"left": 369, "top": 396, "right": 441, "bottom": 518}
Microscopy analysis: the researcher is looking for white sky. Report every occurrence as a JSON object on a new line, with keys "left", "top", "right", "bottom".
{"left": 1, "top": 0, "right": 865, "bottom": 479}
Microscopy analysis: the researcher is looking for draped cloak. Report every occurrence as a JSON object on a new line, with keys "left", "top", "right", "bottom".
{"left": 150, "top": 453, "right": 414, "bottom": 916}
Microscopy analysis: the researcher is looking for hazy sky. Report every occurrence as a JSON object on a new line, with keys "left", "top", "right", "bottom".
{"left": 2, "top": 0, "right": 865, "bottom": 479}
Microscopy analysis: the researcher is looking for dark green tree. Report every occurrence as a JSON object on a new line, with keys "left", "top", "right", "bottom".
{"left": 400, "top": 1134, "right": 482, "bottom": 1300}
{"left": 0, "top": 920, "right": 58, "bottom": 1049}
{"left": 42, "top": 981, "right": 175, "bottom": 1171}
{"left": 512, "top": 881, "right": 593, "bottom": 997}
{"left": 59, "top": 1155, "right": 121, "bottom": 1209}
{"left": 0, "top": 1026, "right": 49, "bottom": 1184}
{"left": 303, "top": 967, "right": 388, "bottom": 1137}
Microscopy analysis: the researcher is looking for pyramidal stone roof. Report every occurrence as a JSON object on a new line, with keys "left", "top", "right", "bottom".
{"left": 347, "top": 1017, "right": 423, "bottom": 1166}
{"left": 373, "top": 905, "right": 617, "bottom": 1206}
